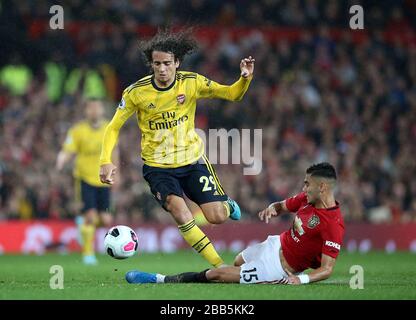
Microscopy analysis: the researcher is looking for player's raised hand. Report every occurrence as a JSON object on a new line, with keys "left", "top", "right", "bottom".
{"left": 100, "top": 163, "right": 117, "bottom": 185}
{"left": 240, "top": 56, "right": 255, "bottom": 78}
{"left": 258, "top": 202, "right": 282, "bottom": 223}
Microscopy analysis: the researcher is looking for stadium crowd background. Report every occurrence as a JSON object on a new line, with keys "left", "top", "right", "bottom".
{"left": 1, "top": 0, "right": 416, "bottom": 225}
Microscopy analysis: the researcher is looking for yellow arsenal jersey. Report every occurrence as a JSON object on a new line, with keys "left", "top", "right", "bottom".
{"left": 100, "top": 71, "right": 252, "bottom": 168}
{"left": 63, "top": 120, "right": 109, "bottom": 186}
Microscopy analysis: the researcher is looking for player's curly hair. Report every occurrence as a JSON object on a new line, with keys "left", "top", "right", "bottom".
{"left": 139, "top": 28, "right": 198, "bottom": 64}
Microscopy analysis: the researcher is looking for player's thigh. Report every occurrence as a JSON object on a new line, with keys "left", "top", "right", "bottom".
{"left": 181, "top": 158, "right": 228, "bottom": 207}
{"left": 165, "top": 194, "right": 195, "bottom": 224}
{"left": 240, "top": 259, "right": 282, "bottom": 284}
{"left": 240, "top": 238, "right": 269, "bottom": 264}
{"left": 199, "top": 202, "right": 228, "bottom": 224}
{"left": 239, "top": 242, "right": 287, "bottom": 284}
{"left": 142, "top": 165, "right": 184, "bottom": 211}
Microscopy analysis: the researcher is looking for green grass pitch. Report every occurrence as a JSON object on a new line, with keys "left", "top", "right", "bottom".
{"left": 1, "top": 251, "right": 415, "bottom": 300}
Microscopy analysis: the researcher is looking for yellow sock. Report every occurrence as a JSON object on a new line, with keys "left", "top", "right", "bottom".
{"left": 222, "top": 202, "right": 231, "bottom": 218}
{"left": 80, "top": 223, "right": 96, "bottom": 256}
{"left": 178, "top": 219, "right": 224, "bottom": 267}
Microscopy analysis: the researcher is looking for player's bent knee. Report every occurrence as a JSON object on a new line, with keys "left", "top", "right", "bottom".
{"left": 205, "top": 214, "right": 226, "bottom": 224}
{"left": 165, "top": 196, "right": 182, "bottom": 213}
{"left": 100, "top": 212, "right": 113, "bottom": 227}
{"left": 165, "top": 195, "right": 193, "bottom": 224}
{"left": 204, "top": 207, "right": 228, "bottom": 224}
{"left": 84, "top": 209, "right": 98, "bottom": 224}
{"left": 164, "top": 195, "right": 175, "bottom": 211}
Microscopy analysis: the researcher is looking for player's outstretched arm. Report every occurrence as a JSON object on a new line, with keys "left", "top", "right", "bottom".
{"left": 287, "top": 254, "right": 336, "bottom": 285}
{"left": 197, "top": 56, "right": 255, "bottom": 102}
{"left": 99, "top": 107, "right": 134, "bottom": 184}
{"left": 240, "top": 56, "right": 255, "bottom": 79}
{"left": 258, "top": 201, "right": 287, "bottom": 223}
{"left": 55, "top": 150, "right": 75, "bottom": 171}
{"left": 226, "top": 56, "right": 255, "bottom": 101}
{"left": 99, "top": 121, "right": 121, "bottom": 185}
{"left": 56, "top": 127, "right": 78, "bottom": 171}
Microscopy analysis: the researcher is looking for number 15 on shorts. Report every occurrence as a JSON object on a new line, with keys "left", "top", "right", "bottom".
{"left": 241, "top": 267, "right": 258, "bottom": 283}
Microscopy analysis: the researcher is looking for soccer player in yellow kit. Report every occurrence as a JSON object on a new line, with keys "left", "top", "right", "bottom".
{"left": 99, "top": 29, "right": 254, "bottom": 267}
{"left": 57, "top": 99, "right": 116, "bottom": 265}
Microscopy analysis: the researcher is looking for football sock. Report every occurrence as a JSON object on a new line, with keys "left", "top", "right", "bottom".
{"left": 156, "top": 274, "right": 166, "bottom": 283}
{"left": 80, "top": 223, "right": 95, "bottom": 256}
{"left": 178, "top": 219, "right": 224, "bottom": 267}
{"left": 164, "top": 269, "right": 210, "bottom": 283}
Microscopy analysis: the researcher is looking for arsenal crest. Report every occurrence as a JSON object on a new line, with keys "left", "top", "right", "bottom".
{"left": 177, "top": 94, "right": 186, "bottom": 104}
{"left": 307, "top": 214, "right": 320, "bottom": 228}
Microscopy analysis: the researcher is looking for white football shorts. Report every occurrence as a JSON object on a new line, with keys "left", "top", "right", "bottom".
{"left": 240, "top": 235, "right": 288, "bottom": 284}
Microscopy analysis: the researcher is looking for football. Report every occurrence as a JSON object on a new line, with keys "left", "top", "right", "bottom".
{"left": 104, "top": 225, "right": 139, "bottom": 259}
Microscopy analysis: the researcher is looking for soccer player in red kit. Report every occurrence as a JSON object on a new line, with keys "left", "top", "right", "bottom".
{"left": 126, "top": 162, "right": 345, "bottom": 285}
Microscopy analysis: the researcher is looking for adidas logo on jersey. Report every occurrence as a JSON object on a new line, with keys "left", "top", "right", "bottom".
{"left": 148, "top": 103, "right": 155, "bottom": 109}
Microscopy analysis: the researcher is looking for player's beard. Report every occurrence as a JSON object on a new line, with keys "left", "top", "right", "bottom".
{"left": 306, "top": 193, "right": 317, "bottom": 205}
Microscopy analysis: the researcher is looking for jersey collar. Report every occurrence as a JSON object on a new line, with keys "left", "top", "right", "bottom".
{"left": 324, "top": 201, "right": 340, "bottom": 211}
{"left": 88, "top": 119, "right": 104, "bottom": 130}
{"left": 151, "top": 75, "right": 176, "bottom": 91}
{"left": 312, "top": 201, "right": 339, "bottom": 211}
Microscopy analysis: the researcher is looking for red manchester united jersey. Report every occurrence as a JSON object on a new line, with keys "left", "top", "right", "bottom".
{"left": 280, "top": 192, "right": 345, "bottom": 272}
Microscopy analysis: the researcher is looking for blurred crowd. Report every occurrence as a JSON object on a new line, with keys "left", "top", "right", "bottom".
{"left": 1, "top": 1, "right": 416, "bottom": 224}
{"left": 5, "top": 0, "right": 416, "bottom": 28}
